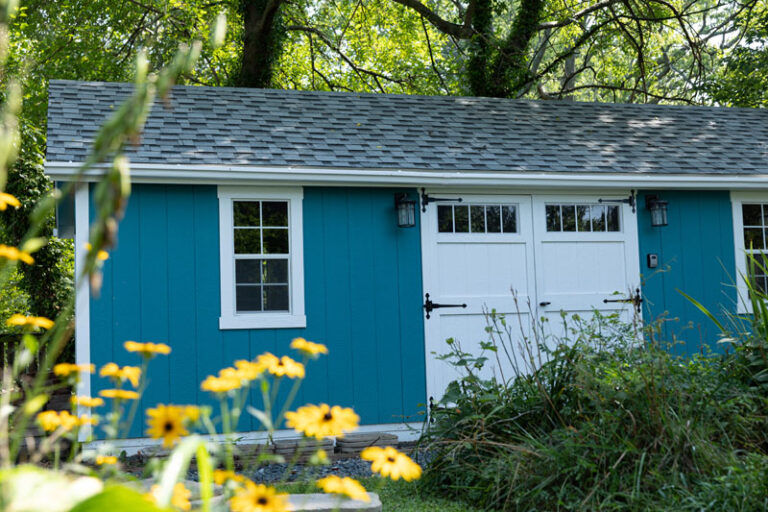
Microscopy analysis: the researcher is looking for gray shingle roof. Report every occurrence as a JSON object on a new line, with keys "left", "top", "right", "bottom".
{"left": 46, "top": 80, "right": 768, "bottom": 175}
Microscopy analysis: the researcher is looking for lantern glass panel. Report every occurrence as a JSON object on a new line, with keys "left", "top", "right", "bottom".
{"left": 650, "top": 202, "right": 668, "bottom": 227}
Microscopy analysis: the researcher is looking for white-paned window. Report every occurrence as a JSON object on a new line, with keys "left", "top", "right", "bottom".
{"left": 730, "top": 192, "right": 768, "bottom": 313}
{"left": 218, "top": 187, "right": 305, "bottom": 329}
{"left": 545, "top": 203, "right": 621, "bottom": 232}
{"left": 437, "top": 204, "right": 518, "bottom": 233}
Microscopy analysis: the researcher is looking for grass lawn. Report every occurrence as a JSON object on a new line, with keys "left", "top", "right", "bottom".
{"left": 278, "top": 477, "right": 482, "bottom": 512}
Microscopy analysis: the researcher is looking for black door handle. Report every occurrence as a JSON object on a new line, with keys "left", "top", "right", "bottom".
{"left": 539, "top": 301, "right": 551, "bottom": 306}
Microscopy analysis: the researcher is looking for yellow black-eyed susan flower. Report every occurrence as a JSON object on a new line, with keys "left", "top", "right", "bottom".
{"left": 284, "top": 403, "right": 359, "bottom": 439}
{"left": 361, "top": 446, "right": 422, "bottom": 481}
{"left": 100, "top": 363, "right": 141, "bottom": 388}
{"left": 229, "top": 481, "right": 288, "bottom": 512}
{"left": 71, "top": 396, "right": 105, "bottom": 408}
{"left": 201, "top": 374, "right": 241, "bottom": 393}
{"left": 149, "top": 482, "right": 192, "bottom": 511}
{"left": 99, "top": 389, "right": 140, "bottom": 400}
{"left": 0, "top": 245, "right": 34, "bottom": 265}
{"left": 290, "top": 338, "right": 328, "bottom": 358}
{"left": 257, "top": 353, "right": 305, "bottom": 379}
{"left": 213, "top": 469, "right": 247, "bottom": 486}
{"left": 53, "top": 363, "right": 95, "bottom": 378}
{"left": 36, "top": 410, "right": 80, "bottom": 432}
{"left": 95, "top": 455, "right": 118, "bottom": 465}
{"left": 124, "top": 340, "right": 171, "bottom": 356}
{"left": 0, "top": 192, "right": 21, "bottom": 210}
{"left": 146, "top": 404, "right": 189, "bottom": 448}
{"left": 7, "top": 314, "right": 54, "bottom": 330}
{"left": 316, "top": 475, "right": 370, "bottom": 502}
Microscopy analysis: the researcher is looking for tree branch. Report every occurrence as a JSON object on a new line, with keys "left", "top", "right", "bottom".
{"left": 537, "top": 0, "right": 621, "bottom": 29}
{"left": 286, "top": 25, "right": 406, "bottom": 91}
{"left": 390, "top": 0, "right": 475, "bottom": 38}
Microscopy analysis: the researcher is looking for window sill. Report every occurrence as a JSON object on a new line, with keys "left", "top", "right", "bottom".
{"left": 219, "top": 314, "right": 307, "bottom": 330}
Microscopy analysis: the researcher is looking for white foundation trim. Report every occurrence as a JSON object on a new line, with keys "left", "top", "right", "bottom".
{"left": 45, "top": 161, "right": 768, "bottom": 190}
{"left": 74, "top": 184, "right": 91, "bottom": 440}
{"left": 85, "top": 422, "right": 424, "bottom": 456}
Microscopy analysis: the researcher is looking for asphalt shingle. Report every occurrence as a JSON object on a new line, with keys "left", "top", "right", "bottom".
{"left": 46, "top": 80, "right": 768, "bottom": 175}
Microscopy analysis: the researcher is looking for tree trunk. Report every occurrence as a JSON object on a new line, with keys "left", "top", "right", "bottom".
{"left": 236, "top": 0, "right": 286, "bottom": 88}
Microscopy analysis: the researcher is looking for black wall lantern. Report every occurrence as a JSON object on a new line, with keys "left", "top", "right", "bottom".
{"left": 645, "top": 194, "right": 668, "bottom": 227}
{"left": 395, "top": 193, "right": 416, "bottom": 228}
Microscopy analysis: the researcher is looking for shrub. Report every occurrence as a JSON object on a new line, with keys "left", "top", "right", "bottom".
{"left": 419, "top": 311, "right": 768, "bottom": 511}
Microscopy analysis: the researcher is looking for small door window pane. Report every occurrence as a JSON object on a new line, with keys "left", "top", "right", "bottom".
{"left": 263, "top": 259, "right": 288, "bottom": 284}
{"left": 263, "top": 285, "right": 290, "bottom": 311}
{"left": 263, "top": 229, "right": 289, "bottom": 254}
{"left": 606, "top": 206, "right": 620, "bottom": 231}
{"left": 438, "top": 205, "right": 453, "bottom": 233}
{"left": 454, "top": 205, "right": 469, "bottom": 232}
{"left": 591, "top": 205, "right": 606, "bottom": 231}
{"left": 501, "top": 206, "right": 517, "bottom": 233}
{"left": 577, "top": 205, "right": 591, "bottom": 232}
{"left": 234, "top": 229, "right": 261, "bottom": 254}
{"left": 234, "top": 202, "right": 260, "bottom": 227}
{"left": 546, "top": 205, "right": 561, "bottom": 231}
{"left": 486, "top": 206, "right": 501, "bottom": 233}
{"left": 561, "top": 205, "right": 576, "bottom": 231}
{"left": 470, "top": 206, "right": 485, "bottom": 233}
{"left": 236, "top": 285, "right": 262, "bottom": 312}
{"left": 439, "top": 203, "right": 517, "bottom": 234}
{"left": 236, "top": 259, "right": 262, "bottom": 284}
{"left": 262, "top": 201, "right": 288, "bottom": 227}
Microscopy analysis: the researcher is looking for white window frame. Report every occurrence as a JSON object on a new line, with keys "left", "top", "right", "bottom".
{"left": 730, "top": 191, "right": 768, "bottom": 314}
{"left": 218, "top": 186, "right": 306, "bottom": 329}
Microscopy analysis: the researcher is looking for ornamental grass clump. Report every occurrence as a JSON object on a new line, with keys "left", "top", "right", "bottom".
{"left": 419, "top": 310, "right": 768, "bottom": 511}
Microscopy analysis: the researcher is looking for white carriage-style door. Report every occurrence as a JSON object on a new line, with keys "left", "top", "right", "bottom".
{"left": 532, "top": 195, "right": 641, "bottom": 338}
{"left": 420, "top": 191, "right": 640, "bottom": 406}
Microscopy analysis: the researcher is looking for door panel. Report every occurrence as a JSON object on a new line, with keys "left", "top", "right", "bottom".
{"left": 421, "top": 194, "right": 535, "bottom": 403}
{"left": 421, "top": 191, "right": 640, "bottom": 405}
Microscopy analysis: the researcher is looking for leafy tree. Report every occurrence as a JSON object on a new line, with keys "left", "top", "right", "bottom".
{"left": 707, "top": 3, "right": 768, "bottom": 107}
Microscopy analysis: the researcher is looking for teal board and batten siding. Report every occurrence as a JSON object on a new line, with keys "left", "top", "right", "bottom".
{"left": 637, "top": 191, "right": 737, "bottom": 355}
{"left": 89, "top": 184, "right": 426, "bottom": 438}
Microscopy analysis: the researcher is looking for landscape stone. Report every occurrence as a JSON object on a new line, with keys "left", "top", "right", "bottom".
{"left": 287, "top": 493, "right": 382, "bottom": 512}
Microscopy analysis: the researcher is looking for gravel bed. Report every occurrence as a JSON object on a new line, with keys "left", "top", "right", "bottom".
{"left": 184, "top": 448, "right": 434, "bottom": 483}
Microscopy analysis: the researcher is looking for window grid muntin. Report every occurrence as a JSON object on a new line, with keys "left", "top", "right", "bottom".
{"left": 545, "top": 203, "right": 621, "bottom": 233}
{"left": 437, "top": 203, "right": 518, "bottom": 234}
{"left": 233, "top": 199, "right": 291, "bottom": 313}
{"left": 742, "top": 203, "right": 768, "bottom": 293}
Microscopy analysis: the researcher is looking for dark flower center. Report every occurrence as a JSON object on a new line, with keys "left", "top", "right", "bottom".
{"left": 277, "top": 360, "right": 284, "bottom": 366}
{"left": 323, "top": 412, "right": 333, "bottom": 421}
{"left": 387, "top": 457, "right": 395, "bottom": 463}
{"left": 164, "top": 421, "right": 174, "bottom": 432}
{"left": 257, "top": 497, "right": 268, "bottom": 505}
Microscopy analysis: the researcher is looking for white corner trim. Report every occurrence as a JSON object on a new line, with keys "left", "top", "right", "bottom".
{"left": 44, "top": 161, "right": 768, "bottom": 190}
{"left": 84, "top": 422, "right": 424, "bottom": 456}
{"left": 74, "top": 184, "right": 91, "bottom": 440}
{"left": 218, "top": 186, "right": 306, "bottom": 330}
{"left": 730, "top": 191, "right": 763, "bottom": 314}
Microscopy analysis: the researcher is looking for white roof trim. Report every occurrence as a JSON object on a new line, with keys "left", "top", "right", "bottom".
{"left": 45, "top": 161, "right": 768, "bottom": 190}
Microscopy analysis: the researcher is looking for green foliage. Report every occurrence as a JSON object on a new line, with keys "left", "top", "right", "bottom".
{"left": 706, "top": 5, "right": 768, "bottom": 107}
{"left": 419, "top": 312, "right": 768, "bottom": 511}
{"left": 69, "top": 486, "right": 167, "bottom": 512}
